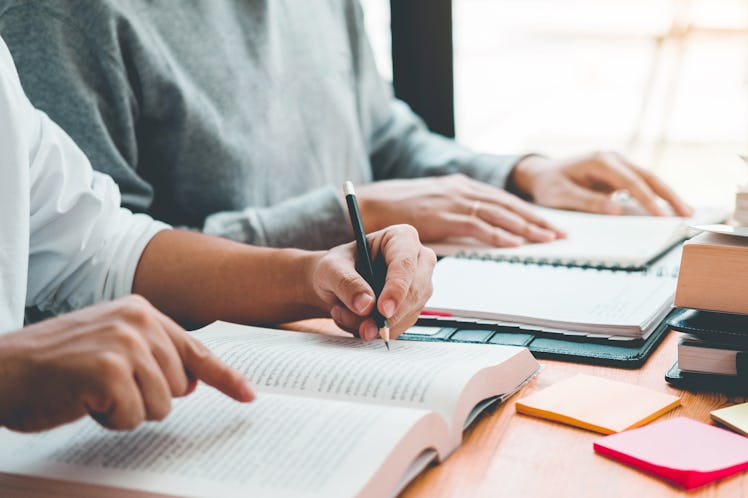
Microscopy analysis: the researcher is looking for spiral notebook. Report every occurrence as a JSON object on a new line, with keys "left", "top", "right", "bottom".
{"left": 428, "top": 206, "right": 727, "bottom": 270}
{"left": 424, "top": 257, "right": 678, "bottom": 338}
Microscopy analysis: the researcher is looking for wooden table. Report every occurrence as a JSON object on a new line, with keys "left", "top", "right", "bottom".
{"left": 398, "top": 331, "right": 748, "bottom": 498}
{"left": 290, "top": 320, "right": 748, "bottom": 497}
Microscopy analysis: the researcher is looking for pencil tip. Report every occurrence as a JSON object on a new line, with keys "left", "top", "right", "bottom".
{"left": 380, "top": 325, "right": 390, "bottom": 350}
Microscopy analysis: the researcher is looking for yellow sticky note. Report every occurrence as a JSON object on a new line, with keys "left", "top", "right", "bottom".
{"left": 712, "top": 403, "right": 748, "bottom": 437}
{"left": 515, "top": 374, "right": 680, "bottom": 434}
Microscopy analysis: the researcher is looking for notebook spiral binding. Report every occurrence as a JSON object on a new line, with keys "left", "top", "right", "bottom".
{"left": 452, "top": 251, "right": 679, "bottom": 277}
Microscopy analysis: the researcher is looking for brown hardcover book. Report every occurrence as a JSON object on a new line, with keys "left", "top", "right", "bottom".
{"left": 675, "top": 232, "right": 748, "bottom": 314}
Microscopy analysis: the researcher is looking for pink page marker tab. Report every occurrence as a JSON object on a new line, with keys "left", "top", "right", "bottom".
{"left": 420, "top": 310, "right": 453, "bottom": 317}
{"left": 594, "top": 417, "right": 748, "bottom": 489}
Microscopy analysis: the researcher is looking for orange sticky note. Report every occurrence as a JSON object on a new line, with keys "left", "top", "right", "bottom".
{"left": 594, "top": 417, "right": 748, "bottom": 489}
{"left": 515, "top": 374, "right": 680, "bottom": 434}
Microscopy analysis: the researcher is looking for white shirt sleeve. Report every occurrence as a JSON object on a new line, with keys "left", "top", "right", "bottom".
{"left": 0, "top": 38, "right": 169, "bottom": 316}
{"left": 26, "top": 115, "right": 170, "bottom": 314}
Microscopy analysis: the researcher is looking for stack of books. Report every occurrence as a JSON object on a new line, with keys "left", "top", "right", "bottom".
{"left": 670, "top": 230, "right": 748, "bottom": 390}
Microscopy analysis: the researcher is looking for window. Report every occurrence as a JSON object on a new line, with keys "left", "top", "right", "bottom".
{"left": 360, "top": 0, "right": 748, "bottom": 207}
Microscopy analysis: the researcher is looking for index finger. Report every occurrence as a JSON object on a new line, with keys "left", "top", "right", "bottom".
{"left": 154, "top": 312, "right": 255, "bottom": 403}
{"left": 370, "top": 225, "right": 421, "bottom": 320}
{"left": 628, "top": 163, "right": 694, "bottom": 217}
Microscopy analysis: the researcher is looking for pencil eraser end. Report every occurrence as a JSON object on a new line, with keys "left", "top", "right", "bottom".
{"left": 343, "top": 181, "right": 355, "bottom": 196}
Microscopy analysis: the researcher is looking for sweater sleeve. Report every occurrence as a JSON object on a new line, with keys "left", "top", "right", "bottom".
{"left": 203, "top": 187, "right": 353, "bottom": 250}
{"left": 0, "top": 3, "right": 153, "bottom": 213}
{"left": 349, "top": 3, "right": 522, "bottom": 188}
{"left": 0, "top": 4, "right": 352, "bottom": 250}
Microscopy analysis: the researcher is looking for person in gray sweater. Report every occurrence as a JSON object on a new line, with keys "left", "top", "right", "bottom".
{"left": 0, "top": 0, "right": 691, "bottom": 250}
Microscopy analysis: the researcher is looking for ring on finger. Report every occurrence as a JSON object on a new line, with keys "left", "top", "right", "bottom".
{"left": 469, "top": 200, "right": 482, "bottom": 218}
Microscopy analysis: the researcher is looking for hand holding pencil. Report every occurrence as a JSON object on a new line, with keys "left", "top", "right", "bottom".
{"left": 308, "top": 184, "right": 436, "bottom": 344}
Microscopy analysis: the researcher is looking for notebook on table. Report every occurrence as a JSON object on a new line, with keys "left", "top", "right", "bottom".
{"left": 0, "top": 322, "right": 538, "bottom": 498}
{"left": 424, "top": 258, "right": 676, "bottom": 337}
{"left": 397, "top": 242, "right": 683, "bottom": 366}
{"left": 428, "top": 205, "right": 728, "bottom": 270}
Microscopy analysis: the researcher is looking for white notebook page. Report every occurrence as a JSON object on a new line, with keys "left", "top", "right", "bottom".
{"left": 426, "top": 258, "right": 676, "bottom": 335}
{"left": 429, "top": 206, "right": 727, "bottom": 267}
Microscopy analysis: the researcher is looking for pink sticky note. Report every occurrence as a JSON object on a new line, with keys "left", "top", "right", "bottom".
{"left": 594, "top": 417, "right": 748, "bottom": 489}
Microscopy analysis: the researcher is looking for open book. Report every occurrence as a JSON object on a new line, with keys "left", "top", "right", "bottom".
{"left": 0, "top": 322, "right": 538, "bottom": 498}
{"left": 428, "top": 205, "right": 728, "bottom": 270}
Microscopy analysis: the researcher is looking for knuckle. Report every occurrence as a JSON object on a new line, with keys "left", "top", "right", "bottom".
{"left": 187, "top": 337, "right": 211, "bottom": 361}
{"left": 170, "top": 372, "right": 190, "bottom": 396}
{"left": 111, "top": 324, "right": 146, "bottom": 352}
{"left": 336, "top": 271, "right": 362, "bottom": 293}
{"left": 388, "top": 276, "right": 410, "bottom": 297}
{"left": 395, "top": 223, "right": 419, "bottom": 240}
{"left": 637, "top": 168, "right": 654, "bottom": 180}
{"left": 512, "top": 217, "right": 529, "bottom": 232}
{"left": 95, "top": 351, "right": 130, "bottom": 380}
{"left": 445, "top": 174, "right": 470, "bottom": 192}
{"left": 119, "top": 412, "right": 144, "bottom": 431}
{"left": 424, "top": 279, "right": 435, "bottom": 300}
{"left": 396, "top": 255, "right": 418, "bottom": 274}
{"left": 121, "top": 294, "right": 151, "bottom": 311}
{"left": 119, "top": 295, "right": 154, "bottom": 326}
{"left": 151, "top": 401, "right": 172, "bottom": 422}
{"left": 422, "top": 247, "right": 437, "bottom": 267}
{"left": 466, "top": 220, "right": 487, "bottom": 238}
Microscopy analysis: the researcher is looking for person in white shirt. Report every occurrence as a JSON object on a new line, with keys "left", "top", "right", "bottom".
{"left": 0, "top": 38, "right": 435, "bottom": 433}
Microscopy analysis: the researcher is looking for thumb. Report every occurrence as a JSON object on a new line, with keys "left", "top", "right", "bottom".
{"left": 326, "top": 261, "right": 377, "bottom": 317}
{"left": 554, "top": 180, "right": 622, "bottom": 214}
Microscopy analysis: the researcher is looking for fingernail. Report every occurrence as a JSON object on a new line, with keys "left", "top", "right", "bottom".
{"left": 363, "top": 322, "right": 378, "bottom": 341}
{"left": 330, "top": 306, "right": 342, "bottom": 322}
{"left": 353, "top": 293, "right": 373, "bottom": 314}
{"left": 242, "top": 380, "right": 256, "bottom": 401}
{"left": 535, "top": 228, "right": 556, "bottom": 241}
{"left": 382, "top": 299, "right": 396, "bottom": 318}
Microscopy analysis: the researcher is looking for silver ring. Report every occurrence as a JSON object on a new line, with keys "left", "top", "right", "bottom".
{"left": 469, "top": 200, "right": 482, "bottom": 218}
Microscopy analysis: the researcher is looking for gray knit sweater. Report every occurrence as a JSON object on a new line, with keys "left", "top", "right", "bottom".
{"left": 0, "top": 0, "right": 521, "bottom": 249}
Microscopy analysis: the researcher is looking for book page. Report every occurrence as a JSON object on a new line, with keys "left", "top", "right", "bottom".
{"left": 0, "top": 386, "right": 447, "bottom": 498}
{"left": 193, "top": 323, "right": 534, "bottom": 433}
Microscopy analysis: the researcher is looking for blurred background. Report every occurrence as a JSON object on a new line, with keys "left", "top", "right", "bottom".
{"left": 360, "top": 0, "right": 748, "bottom": 209}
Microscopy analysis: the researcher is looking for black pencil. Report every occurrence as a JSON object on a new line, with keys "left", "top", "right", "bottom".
{"left": 343, "top": 181, "right": 390, "bottom": 350}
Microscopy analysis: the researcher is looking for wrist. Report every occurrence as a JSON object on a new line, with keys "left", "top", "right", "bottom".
{"left": 508, "top": 154, "right": 552, "bottom": 200}
{"left": 0, "top": 331, "right": 25, "bottom": 428}
{"left": 296, "top": 250, "right": 330, "bottom": 318}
